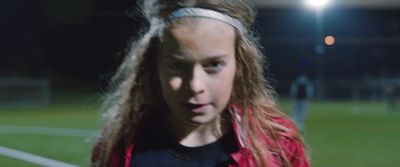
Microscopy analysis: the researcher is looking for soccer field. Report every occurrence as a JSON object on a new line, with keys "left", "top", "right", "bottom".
{"left": 1, "top": 93, "right": 399, "bottom": 167}
{"left": 0, "top": 92, "right": 101, "bottom": 167}
{"left": 280, "top": 100, "right": 400, "bottom": 167}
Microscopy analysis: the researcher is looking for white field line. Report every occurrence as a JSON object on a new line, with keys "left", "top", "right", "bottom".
{"left": 0, "top": 125, "right": 99, "bottom": 137}
{"left": 0, "top": 146, "right": 79, "bottom": 167}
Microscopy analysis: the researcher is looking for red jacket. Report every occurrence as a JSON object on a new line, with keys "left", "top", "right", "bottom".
{"left": 93, "top": 115, "right": 310, "bottom": 167}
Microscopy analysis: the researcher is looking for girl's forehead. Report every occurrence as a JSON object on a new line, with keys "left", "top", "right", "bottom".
{"left": 168, "top": 18, "right": 235, "bottom": 36}
{"left": 162, "top": 18, "right": 235, "bottom": 48}
{"left": 160, "top": 18, "right": 236, "bottom": 59}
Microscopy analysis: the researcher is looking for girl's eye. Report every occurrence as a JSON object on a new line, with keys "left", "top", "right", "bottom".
{"left": 167, "top": 61, "right": 184, "bottom": 71}
{"left": 204, "top": 60, "right": 225, "bottom": 73}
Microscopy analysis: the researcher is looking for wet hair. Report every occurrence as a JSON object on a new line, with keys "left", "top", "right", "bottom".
{"left": 92, "top": 0, "right": 306, "bottom": 166}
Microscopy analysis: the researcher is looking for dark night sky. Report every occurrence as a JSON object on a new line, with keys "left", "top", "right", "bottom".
{"left": 1, "top": 0, "right": 140, "bottom": 89}
{"left": 256, "top": 7, "right": 400, "bottom": 81}
{"left": 1, "top": 0, "right": 400, "bottom": 92}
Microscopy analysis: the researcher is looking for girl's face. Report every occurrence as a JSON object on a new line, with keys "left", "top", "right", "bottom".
{"left": 157, "top": 18, "right": 236, "bottom": 125}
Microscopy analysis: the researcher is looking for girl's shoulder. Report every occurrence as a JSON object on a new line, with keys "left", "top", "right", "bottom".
{"left": 272, "top": 116, "right": 298, "bottom": 136}
{"left": 268, "top": 116, "right": 301, "bottom": 149}
{"left": 270, "top": 117, "right": 310, "bottom": 167}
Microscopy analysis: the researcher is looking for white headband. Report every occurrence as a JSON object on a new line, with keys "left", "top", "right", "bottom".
{"left": 169, "top": 8, "right": 246, "bottom": 33}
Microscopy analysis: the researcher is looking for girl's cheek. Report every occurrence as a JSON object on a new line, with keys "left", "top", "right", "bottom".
{"left": 169, "top": 77, "right": 183, "bottom": 91}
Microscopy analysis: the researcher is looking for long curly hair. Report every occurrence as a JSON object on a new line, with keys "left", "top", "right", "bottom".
{"left": 92, "top": 0, "right": 305, "bottom": 166}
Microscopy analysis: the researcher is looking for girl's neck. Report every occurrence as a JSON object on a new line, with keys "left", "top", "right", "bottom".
{"left": 166, "top": 114, "right": 227, "bottom": 147}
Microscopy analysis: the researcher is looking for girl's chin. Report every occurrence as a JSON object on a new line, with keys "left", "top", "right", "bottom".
{"left": 188, "top": 114, "right": 219, "bottom": 125}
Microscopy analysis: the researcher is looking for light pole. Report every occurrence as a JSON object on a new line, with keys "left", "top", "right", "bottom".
{"left": 304, "top": 0, "right": 331, "bottom": 100}
{"left": 304, "top": 0, "right": 331, "bottom": 9}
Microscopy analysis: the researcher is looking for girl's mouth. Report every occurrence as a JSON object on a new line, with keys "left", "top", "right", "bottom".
{"left": 182, "top": 103, "right": 209, "bottom": 113}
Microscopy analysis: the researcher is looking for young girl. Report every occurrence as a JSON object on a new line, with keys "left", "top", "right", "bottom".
{"left": 92, "top": 0, "right": 310, "bottom": 167}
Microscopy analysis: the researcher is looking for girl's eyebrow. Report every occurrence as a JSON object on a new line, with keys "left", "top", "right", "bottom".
{"left": 166, "top": 53, "right": 186, "bottom": 60}
{"left": 165, "top": 54, "right": 229, "bottom": 61}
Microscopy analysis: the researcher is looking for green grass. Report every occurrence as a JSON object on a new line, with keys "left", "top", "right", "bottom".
{"left": 1, "top": 134, "right": 94, "bottom": 166}
{"left": 0, "top": 156, "right": 38, "bottom": 167}
{"left": 1, "top": 94, "right": 400, "bottom": 167}
{"left": 0, "top": 91, "right": 102, "bottom": 167}
{"left": 280, "top": 100, "right": 400, "bottom": 167}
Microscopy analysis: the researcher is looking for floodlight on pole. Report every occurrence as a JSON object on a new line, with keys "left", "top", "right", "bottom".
{"left": 305, "top": 0, "right": 331, "bottom": 9}
{"left": 303, "top": 0, "right": 332, "bottom": 100}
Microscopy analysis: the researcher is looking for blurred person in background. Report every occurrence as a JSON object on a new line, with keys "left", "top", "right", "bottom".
{"left": 91, "top": 0, "right": 310, "bottom": 166}
{"left": 385, "top": 84, "right": 398, "bottom": 112}
{"left": 290, "top": 74, "right": 314, "bottom": 133}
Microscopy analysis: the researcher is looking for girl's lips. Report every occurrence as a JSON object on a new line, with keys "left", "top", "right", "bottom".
{"left": 182, "top": 103, "right": 209, "bottom": 113}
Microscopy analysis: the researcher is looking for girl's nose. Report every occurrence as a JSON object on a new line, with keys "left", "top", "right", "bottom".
{"left": 188, "top": 66, "right": 206, "bottom": 94}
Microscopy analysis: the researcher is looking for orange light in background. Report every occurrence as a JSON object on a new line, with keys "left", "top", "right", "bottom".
{"left": 324, "top": 35, "right": 335, "bottom": 46}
